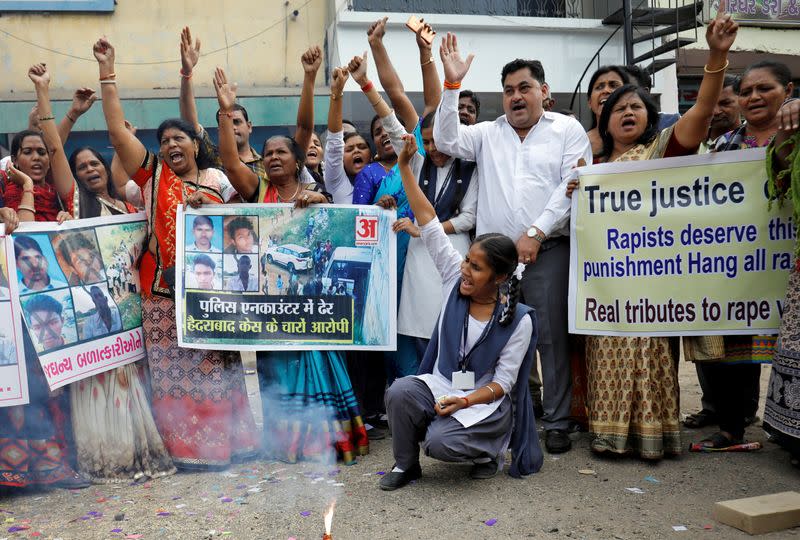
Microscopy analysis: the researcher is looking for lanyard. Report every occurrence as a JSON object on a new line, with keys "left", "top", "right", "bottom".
{"left": 431, "top": 163, "right": 455, "bottom": 209}
{"left": 459, "top": 306, "right": 496, "bottom": 373}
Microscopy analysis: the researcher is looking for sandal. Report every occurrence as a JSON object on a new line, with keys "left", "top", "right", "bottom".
{"left": 683, "top": 409, "right": 718, "bottom": 429}
{"left": 698, "top": 431, "right": 743, "bottom": 450}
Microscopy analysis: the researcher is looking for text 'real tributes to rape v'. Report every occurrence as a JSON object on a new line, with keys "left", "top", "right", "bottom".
{"left": 176, "top": 203, "right": 397, "bottom": 351}
{"left": 569, "top": 148, "right": 794, "bottom": 337}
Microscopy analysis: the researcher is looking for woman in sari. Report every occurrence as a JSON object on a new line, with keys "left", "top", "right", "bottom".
{"left": 685, "top": 61, "right": 796, "bottom": 449}
{"left": 213, "top": 68, "right": 368, "bottom": 464}
{"left": 0, "top": 64, "right": 87, "bottom": 490}
{"left": 63, "top": 146, "right": 176, "bottom": 482}
{"left": 762, "top": 97, "right": 800, "bottom": 466}
{"left": 93, "top": 38, "right": 259, "bottom": 470}
{"left": 572, "top": 10, "right": 738, "bottom": 459}
{"left": 585, "top": 66, "right": 630, "bottom": 158}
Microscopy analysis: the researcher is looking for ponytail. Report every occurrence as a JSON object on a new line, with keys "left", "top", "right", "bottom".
{"left": 499, "top": 274, "right": 521, "bottom": 327}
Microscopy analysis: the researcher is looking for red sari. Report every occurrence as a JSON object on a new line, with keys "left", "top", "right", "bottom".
{"left": 132, "top": 152, "right": 259, "bottom": 469}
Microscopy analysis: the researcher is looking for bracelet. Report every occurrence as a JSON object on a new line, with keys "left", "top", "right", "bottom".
{"left": 99, "top": 72, "right": 116, "bottom": 81}
{"left": 331, "top": 92, "right": 343, "bottom": 100}
{"left": 22, "top": 188, "right": 34, "bottom": 193}
{"left": 361, "top": 81, "right": 374, "bottom": 93}
{"left": 65, "top": 113, "right": 77, "bottom": 123}
{"left": 17, "top": 204, "right": 36, "bottom": 213}
{"left": 37, "top": 115, "right": 55, "bottom": 122}
{"left": 421, "top": 56, "right": 435, "bottom": 67}
{"left": 100, "top": 80, "right": 117, "bottom": 85}
{"left": 369, "top": 98, "right": 382, "bottom": 108}
{"left": 221, "top": 111, "right": 233, "bottom": 118}
{"left": 484, "top": 385, "right": 496, "bottom": 403}
{"left": 703, "top": 60, "right": 729, "bottom": 74}
{"left": 443, "top": 80, "right": 461, "bottom": 90}
{"left": 461, "top": 396, "right": 470, "bottom": 408}
{"left": 180, "top": 69, "right": 192, "bottom": 79}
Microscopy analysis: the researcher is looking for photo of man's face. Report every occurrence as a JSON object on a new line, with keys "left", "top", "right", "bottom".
{"left": 29, "top": 308, "right": 64, "bottom": 349}
{"left": 233, "top": 227, "right": 254, "bottom": 253}
{"left": 17, "top": 247, "right": 50, "bottom": 290}
{"left": 68, "top": 247, "right": 104, "bottom": 284}
{"left": 194, "top": 262, "right": 215, "bottom": 289}
{"left": 193, "top": 221, "right": 214, "bottom": 251}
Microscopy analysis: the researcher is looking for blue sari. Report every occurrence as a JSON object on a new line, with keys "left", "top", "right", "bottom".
{"left": 256, "top": 350, "right": 368, "bottom": 465}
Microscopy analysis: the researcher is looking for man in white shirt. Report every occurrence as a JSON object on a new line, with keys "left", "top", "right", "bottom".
{"left": 186, "top": 216, "right": 221, "bottom": 253}
{"left": 434, "top": 33, "right": 592, "bottom": 454}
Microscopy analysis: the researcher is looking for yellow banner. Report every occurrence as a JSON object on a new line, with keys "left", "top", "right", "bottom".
{"left": 569, "top": 148, "right": 794, "bottom": 336}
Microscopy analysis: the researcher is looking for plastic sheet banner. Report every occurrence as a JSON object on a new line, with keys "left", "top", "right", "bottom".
{"left": 176, "top": 204, "right": 397, "bottom": 351}
{"left": 6, "top": 213, "right": 147, "bottom": 390}
{"left": 0, "top": 225, "right": 29, "bottom": 406}
{"left": 569, "top": 148, "right": 794, "bottom": 336}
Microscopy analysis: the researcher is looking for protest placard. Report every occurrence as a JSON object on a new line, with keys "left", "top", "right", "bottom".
{"left": 176, "top": 204, "right": 397, "bottom": 350}
{"left": 569, "top": 148, "right": 794, "bottom": 336}
{"left": 0, "top": 225, "right": 29, "bottom": 407}
{"left": 6, "top": 213, "right": 148, "bottom": 390}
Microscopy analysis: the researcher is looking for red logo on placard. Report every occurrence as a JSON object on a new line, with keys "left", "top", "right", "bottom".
{"left": 355, "top": 215, "right": 379, "bottom": 245}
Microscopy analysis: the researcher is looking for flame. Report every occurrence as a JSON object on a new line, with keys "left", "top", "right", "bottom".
{"left": 323, "top": 499, "right": 336, "bottom": 535}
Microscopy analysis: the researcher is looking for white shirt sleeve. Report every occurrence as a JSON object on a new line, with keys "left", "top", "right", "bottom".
{"left": 381, "top": 111, "right": 424, "bottom": 172}
{"left": 491, "top": 315, "right": 532, "bottom": 395}
{"left": 532, "top": 117, "right": 593, "bottom": 236}
{"left": 433, "top": 89, "right": 484, "bottom": 162}
{"left": 447, "top": 167, "right": 478, "bottom": 233}
{"left": 322, "top": 130, "right": 354, "bottom": 204}
{"left": 419, "top": 217, "right": 464, "bottom": 286}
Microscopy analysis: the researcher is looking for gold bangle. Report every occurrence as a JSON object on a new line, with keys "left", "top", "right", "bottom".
{"left": 17, "top": 204, "right": 36, "bottom": 213}
{"left": 369, "top": 98, "right": 382, "bottom": 108}
{"left": 65, "top": 113, "right": 76, "bottom": 123}
{"left": 100, "top": 79, "right": 117, "bottom": 85}
{"left": 331, "top": 92, "right": 343, "bottom": 100}
{"left": 421, "top": 56, "right": 434, "bottom": 67}
{"left": 484, "top": 384, "right": 496, "bottom": 403}
{"left": 37, "top": 115, "right": 55, "bottom": 122}
{"left": 703, "top": 60, "right": 729, "bottom": 74}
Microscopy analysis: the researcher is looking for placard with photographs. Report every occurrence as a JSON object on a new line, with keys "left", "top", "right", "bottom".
{"left": 0, "top": 225, "right": 29, "bottom": 407}
{"left": 6, "top": 213, "right": 148, "bottom": 390}
{"left": 176, "top": 204, "right": 397, "bottom": 351}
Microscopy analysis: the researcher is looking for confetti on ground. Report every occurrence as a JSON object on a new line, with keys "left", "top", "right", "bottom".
{"left": 220, "top": 497, "right": 233, "bottom": 503}
{"left": 578, "top": 469, "right": 596, "bottom": 475}
{"left": 332, "top": 483, "right": 345, "bottom": 487}
{"left": 157, "top": 512, "right": 172, "bottom": 517}
{"left": 644, "top": 476, "right": 660, "bottom": 483}
{"left": 111, "top": 529, "right": 123, "bottom": 533}
{"left": 175, "top": 504, "right": 187, "bottom": 509}
{"left": 672, "top": 525, "right": 688, "bottom": 531}
{"left": 300, "top": 511, "right": 311, "bottom": 517}
{"left": 7, "top": 526, "right": 29, "bottom": 533}
{"left": 247, "top": 488, "right": 262, "bottom": 493}
{"left": 625, "top": 487, "right": 645, "bottom": 494}
{"left": 485, "top": 518, "right": 498, "bottom": 526}
{"left": 703, "top": 524, "right": 713, "bottom": 530}
{"left": 376, "top": 471, "right": 386, "bottom": 476}
{"left": 125, "top": 535, "right": 143, "bottom": 539}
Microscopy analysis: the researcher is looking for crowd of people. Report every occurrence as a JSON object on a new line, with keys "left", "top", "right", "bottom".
{"left": 1, "top": 9, "right": 800, "bottom": 494}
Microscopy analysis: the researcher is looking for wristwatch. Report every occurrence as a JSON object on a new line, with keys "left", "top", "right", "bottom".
{"left": 526, "top": 226, "right": 546, "bottom": 243}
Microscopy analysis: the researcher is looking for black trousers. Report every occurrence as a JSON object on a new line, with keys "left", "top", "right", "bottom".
{"left": 346, "top": 351, "right": 386, "bottom": 418}
{"left": 701, "top": 362, "right": 761, "bottom": 439}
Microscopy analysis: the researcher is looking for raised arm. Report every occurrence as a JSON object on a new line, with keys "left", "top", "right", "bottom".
{"left": 416, "top": 21, "right": 441, "bottom": 118}
{"left": 673, "top": 10, "right": 738, "bottom": 150}
{"left": 296, "top": 46, "right": 322, "bottom": 153}
{"left": 28, "top": 64, "right": 75, "bottom": 204}
{"left": 213, "top": 67, "right": 259, "bottom": 201}
{"left": 56, "top": 88, "right": 97, "bottom": 145}
{"left": 349, "top": 52, "right": 392, "bottom": 120}
{"left": 323, "top": 67, "right": 355, "bottom": 204}
{"left": 179, "top": 27, "right": 202, "bottom": 132}
{"left": 109, "top": 120, "right": 138, "bottom": 198}
{"left": 397, "top": 134, "right": 435, "bottom": 226}
{"left": 434, "top": 33, "right": 481, "bottom": 160}
{"left": 367, "top": 17, "right": 418, "bottom": 131}
{"left": 93, "top": 38, "right": 147, "bottom": 177}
